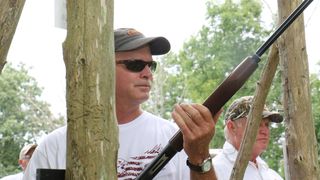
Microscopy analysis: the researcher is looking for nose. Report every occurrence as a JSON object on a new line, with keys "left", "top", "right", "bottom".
{"left": 140, "top": 65, "right": 153, "bottom": 79}
{"left": 259, "top": 125, "right": 269, "bottom": 135}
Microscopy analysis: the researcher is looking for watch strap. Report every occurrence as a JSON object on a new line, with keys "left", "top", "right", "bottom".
{"left": 186, "top": 156, "right": 212, "bottom": 173}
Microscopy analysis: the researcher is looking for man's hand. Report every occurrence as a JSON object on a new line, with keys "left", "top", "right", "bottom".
{"left": 172, "top": 103, "right": 221, "bottom": 164}
{"left": 172, "top": 103, "right": 221, "bottom": 180}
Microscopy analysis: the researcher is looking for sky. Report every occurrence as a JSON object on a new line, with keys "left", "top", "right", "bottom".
{"left": 7, "top": 0, "right": 320, "bottom": 117}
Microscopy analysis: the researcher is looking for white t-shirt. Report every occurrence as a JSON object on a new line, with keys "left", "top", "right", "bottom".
{"left": 212, "top": 142, "right": 283, "bottom": 180}
{"left": 23, "top": 111, "right": 189, "bottom": 180}
{"left": 0, "top": 172, "right": 23, "bottom": 180}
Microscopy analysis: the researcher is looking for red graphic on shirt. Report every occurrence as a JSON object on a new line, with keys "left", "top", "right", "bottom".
{"left": 117, "top": 144, "right": 162, "bottom": 180}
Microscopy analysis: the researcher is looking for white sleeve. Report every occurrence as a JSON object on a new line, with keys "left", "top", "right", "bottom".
{"left": 23, "top": 126, "right": 67, "bottom": 180}
{"left": 179, "top": 150, "right": 190, "bottom": 180}
{"left": 269, "top": 169, "right": 284, "bottom": 180}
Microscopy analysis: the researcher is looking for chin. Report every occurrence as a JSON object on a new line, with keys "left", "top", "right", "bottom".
{"left": 254, "top": 143, "right": 268, "bottom": 152}
{"left": 143, "top": 93, "right": 150, "bottom": 99}
{"left": 138, "top": 95, "right": 149, "bottom": 102}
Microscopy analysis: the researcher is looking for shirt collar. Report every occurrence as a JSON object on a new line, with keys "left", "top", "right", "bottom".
{"left": 222, "top": 141, "right": 269, "bottom": 169}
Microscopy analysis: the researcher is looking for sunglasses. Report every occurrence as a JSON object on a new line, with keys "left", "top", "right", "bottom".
{"left": 116, "top": 59, "right": 157, "bottom": 72}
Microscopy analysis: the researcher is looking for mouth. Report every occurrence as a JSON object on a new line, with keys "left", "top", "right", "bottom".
{"left": 135, "top": 81, "right": 151, "bottom": 88}
{"left": 136, "top": 84, "right": 150, "bottom": 88}
{"left": 135, "top": 84, "right": 151, "bottom": 91}
{"left": 257, "top": 138, "right": 268, "bottom": 142}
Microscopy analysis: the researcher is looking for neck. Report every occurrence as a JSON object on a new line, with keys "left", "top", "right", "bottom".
{"left": 230, "top": 141, "right": 259, "bottom": 164}
{"left": 250, "top": 153, "right": 259, "bottom": 163}
{"left": 251, "top": 156, "right": 257, "bottom": 163}
{"left": 116, "top": 102, "right": 142, "bottom": 124}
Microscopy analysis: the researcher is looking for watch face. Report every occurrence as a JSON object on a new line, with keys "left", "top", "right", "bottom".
{"left": 202, "top": 160, "right": 212, "bottom": 172}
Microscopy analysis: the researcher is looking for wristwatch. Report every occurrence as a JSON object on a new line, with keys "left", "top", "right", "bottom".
{"left": 186, "top": 156, "right": 213, "bottom": 173}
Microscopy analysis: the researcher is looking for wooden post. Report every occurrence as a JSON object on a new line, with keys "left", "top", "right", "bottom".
{"left": 0, "top": 0, "right": 26, "bottom": 73}
{"left": 282, "top": 139, "right": 289, "bottom": 180}
{"left": 278, "top": 0, "right": 319, "bottom": 179}
{"left": 63, "top": 0, "right": 118, "bottom": 179}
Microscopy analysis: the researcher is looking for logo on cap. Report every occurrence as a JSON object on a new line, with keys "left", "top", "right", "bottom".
{"left": 127, "top": 29, "right": 142, "bottom": 37}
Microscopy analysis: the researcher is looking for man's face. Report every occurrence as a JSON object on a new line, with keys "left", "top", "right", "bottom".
{"left": 115, "top": 46, "right": 154, "bottom": 106}
{"left": 253, "top": 118, "right": 270, "bottom": 154}
{"left": 230, "top": 117, "right": 270, "bottom": 157}
{"left": 19, "top": 157, "right": 30, "bottom": 171}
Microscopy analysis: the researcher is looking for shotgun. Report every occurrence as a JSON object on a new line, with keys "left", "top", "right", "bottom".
{"left": 136, "top": 0, "right": 313, "bottom": 179}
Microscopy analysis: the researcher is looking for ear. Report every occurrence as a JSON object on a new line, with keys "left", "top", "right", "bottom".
{"left": 226, "top": 119, "right": 235, "bottom": 131}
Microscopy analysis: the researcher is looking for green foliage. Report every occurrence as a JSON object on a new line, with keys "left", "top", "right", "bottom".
{"left": 0, "top": 64, "right": 65, "bottom": 177}
{"left": 310, "top": 73, "right": 320, "bottom": 163}
{"left": 169, "top": 0, "right": 271, "bottom": 105}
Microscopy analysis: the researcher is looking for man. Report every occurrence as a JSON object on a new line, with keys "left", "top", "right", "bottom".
{"left": 1, "top": 144, "right": 37, "bottom": 180}
{"left": 212, "top": 96, "right": 283, "bottom": 180}
{"left": 23, "top": 28, "right": 220, "bottom": 180}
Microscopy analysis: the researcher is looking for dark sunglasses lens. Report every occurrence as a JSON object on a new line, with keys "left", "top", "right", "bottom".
{"left": 126, "top": 61, "right": 145, "bottom": 72}
{"left": 126, "top": 60, "right": 156, "bottom": 72}
{"left": 149, "top": 62, "right": 157, "bottom": 72}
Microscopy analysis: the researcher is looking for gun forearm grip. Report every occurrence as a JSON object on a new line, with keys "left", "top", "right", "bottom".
{"left": 203, "top": 55, "right": 260, "bottom": 115}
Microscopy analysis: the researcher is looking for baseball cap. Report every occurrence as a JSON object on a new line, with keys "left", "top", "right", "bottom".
{"left": 224, "top": 96, "right": 283, "bottom": 123}
{"left": 114, "top": 28, "right": 170, "bottom": 55}
{"left": 19, "top": 144, "right": 37, "bottom": 160}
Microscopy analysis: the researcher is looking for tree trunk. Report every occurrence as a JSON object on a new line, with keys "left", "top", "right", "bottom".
{"left": 277, "top": 0, "right": 319, "bottom": 179}
{"left": 0, "top": 0, "right": 25, "bottom": 73}
{"left": 63, "top": 0, "right": 118, "bottom": 179}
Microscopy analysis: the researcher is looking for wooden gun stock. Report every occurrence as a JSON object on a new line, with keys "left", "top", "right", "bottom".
{"left": 136, "top": 0, "right": 313, "bottom": 179}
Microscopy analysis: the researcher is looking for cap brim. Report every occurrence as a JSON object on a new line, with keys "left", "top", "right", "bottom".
{"left": 116, "top": 36, "right": 170, "bottom": 55}
{"left": 262, "top": 111, "right": 283, "bottom": 123}
{"left": 19, "top": 144, "right": 37, "bottom": 159}
{"left": 26, "top": 144, "right": 37, "bottom": 153}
